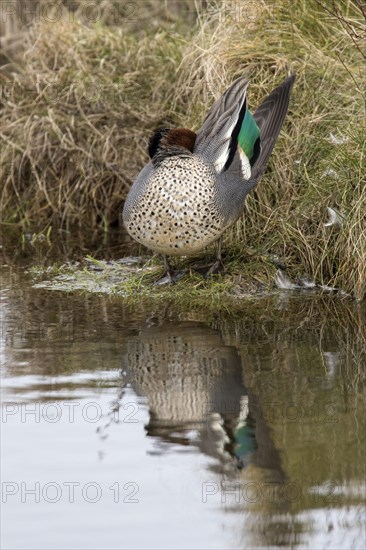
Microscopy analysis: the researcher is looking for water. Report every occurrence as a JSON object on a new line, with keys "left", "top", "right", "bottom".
{"left": 1, "top": 233, "right": 365, "bottom": 549}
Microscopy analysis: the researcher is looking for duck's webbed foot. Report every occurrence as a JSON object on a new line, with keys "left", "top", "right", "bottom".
{"left": 154, "top": 256, "right": 188, "bottom": 286}
{"left": 194, "top": 238, "right": 225, "bottom": 277}
{"left": 154, "top": 269, "right": 188, "bottom": 285}
{"left": 205, "top": 258, "right": 225, "bottom": 276}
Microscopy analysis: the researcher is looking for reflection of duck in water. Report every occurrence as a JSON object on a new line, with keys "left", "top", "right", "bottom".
{"left": 121, "top": 322, "right": 281, "bottom": 476}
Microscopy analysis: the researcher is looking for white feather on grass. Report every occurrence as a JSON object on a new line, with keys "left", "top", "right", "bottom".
{"left": 324, "top": 207, "right": 343, "bottom": 227}
{"left": 321, "top": 167, "right": 339, "bottom": 179}
{"left": 328, "top": 132, "right": 349, "bottom": 145}
{"left": 275, "top": 270, "right": 300, "bottom": 290}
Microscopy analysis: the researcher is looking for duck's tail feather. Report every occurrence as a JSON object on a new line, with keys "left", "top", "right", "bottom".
{"left": 249, "top": 73, "right": 296, "bottom": 185}
{"left": 194, "top": 76, "right": 250, "bottom": 173}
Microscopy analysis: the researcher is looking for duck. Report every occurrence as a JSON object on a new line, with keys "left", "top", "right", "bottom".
{"left": 123, "top": 73, "right": 295, "bottom": 283}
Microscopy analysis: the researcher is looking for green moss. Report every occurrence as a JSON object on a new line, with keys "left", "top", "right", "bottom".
{"left": 29, "top": 248, "right": 355, "bottom": 315}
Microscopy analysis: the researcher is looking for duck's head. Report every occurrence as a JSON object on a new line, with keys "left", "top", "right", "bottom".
{"left": 148, "top": 128, "right": 197, "bottom": 165}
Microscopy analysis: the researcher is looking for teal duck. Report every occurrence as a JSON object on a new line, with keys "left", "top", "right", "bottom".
{"left": 123, "top": 74, "right": 295, "bottom": 282}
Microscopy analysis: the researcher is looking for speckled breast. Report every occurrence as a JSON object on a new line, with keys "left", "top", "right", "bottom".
{"left": 123, "top": 156, "right": 225, "bottom": 256}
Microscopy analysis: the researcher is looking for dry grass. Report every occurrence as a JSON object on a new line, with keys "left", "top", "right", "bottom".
{"left": 0, "top": 0, "right": 365, "bottom": 299}
{"left": 0, "top": 16, "right": 190, "bottom": 227}
{"left": 0, "top": 1, "right": 196, "bottom": 50}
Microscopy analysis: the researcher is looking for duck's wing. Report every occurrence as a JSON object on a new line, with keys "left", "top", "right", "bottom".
{"left": 249, "top": 74, "right": 296, "bottom": 185}
{"left": 194, "top": 76, "right": 254, "bottom": 176}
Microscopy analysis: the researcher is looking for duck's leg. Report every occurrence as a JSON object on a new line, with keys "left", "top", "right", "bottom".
{"left": 205, "top": 237, "right": 225, "bottom": 276}
{"left": 154, "top": 255, "right": 188, "bottom": 285}
{"left": 192, "top": 238, "right": 225, "bottom": 277}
